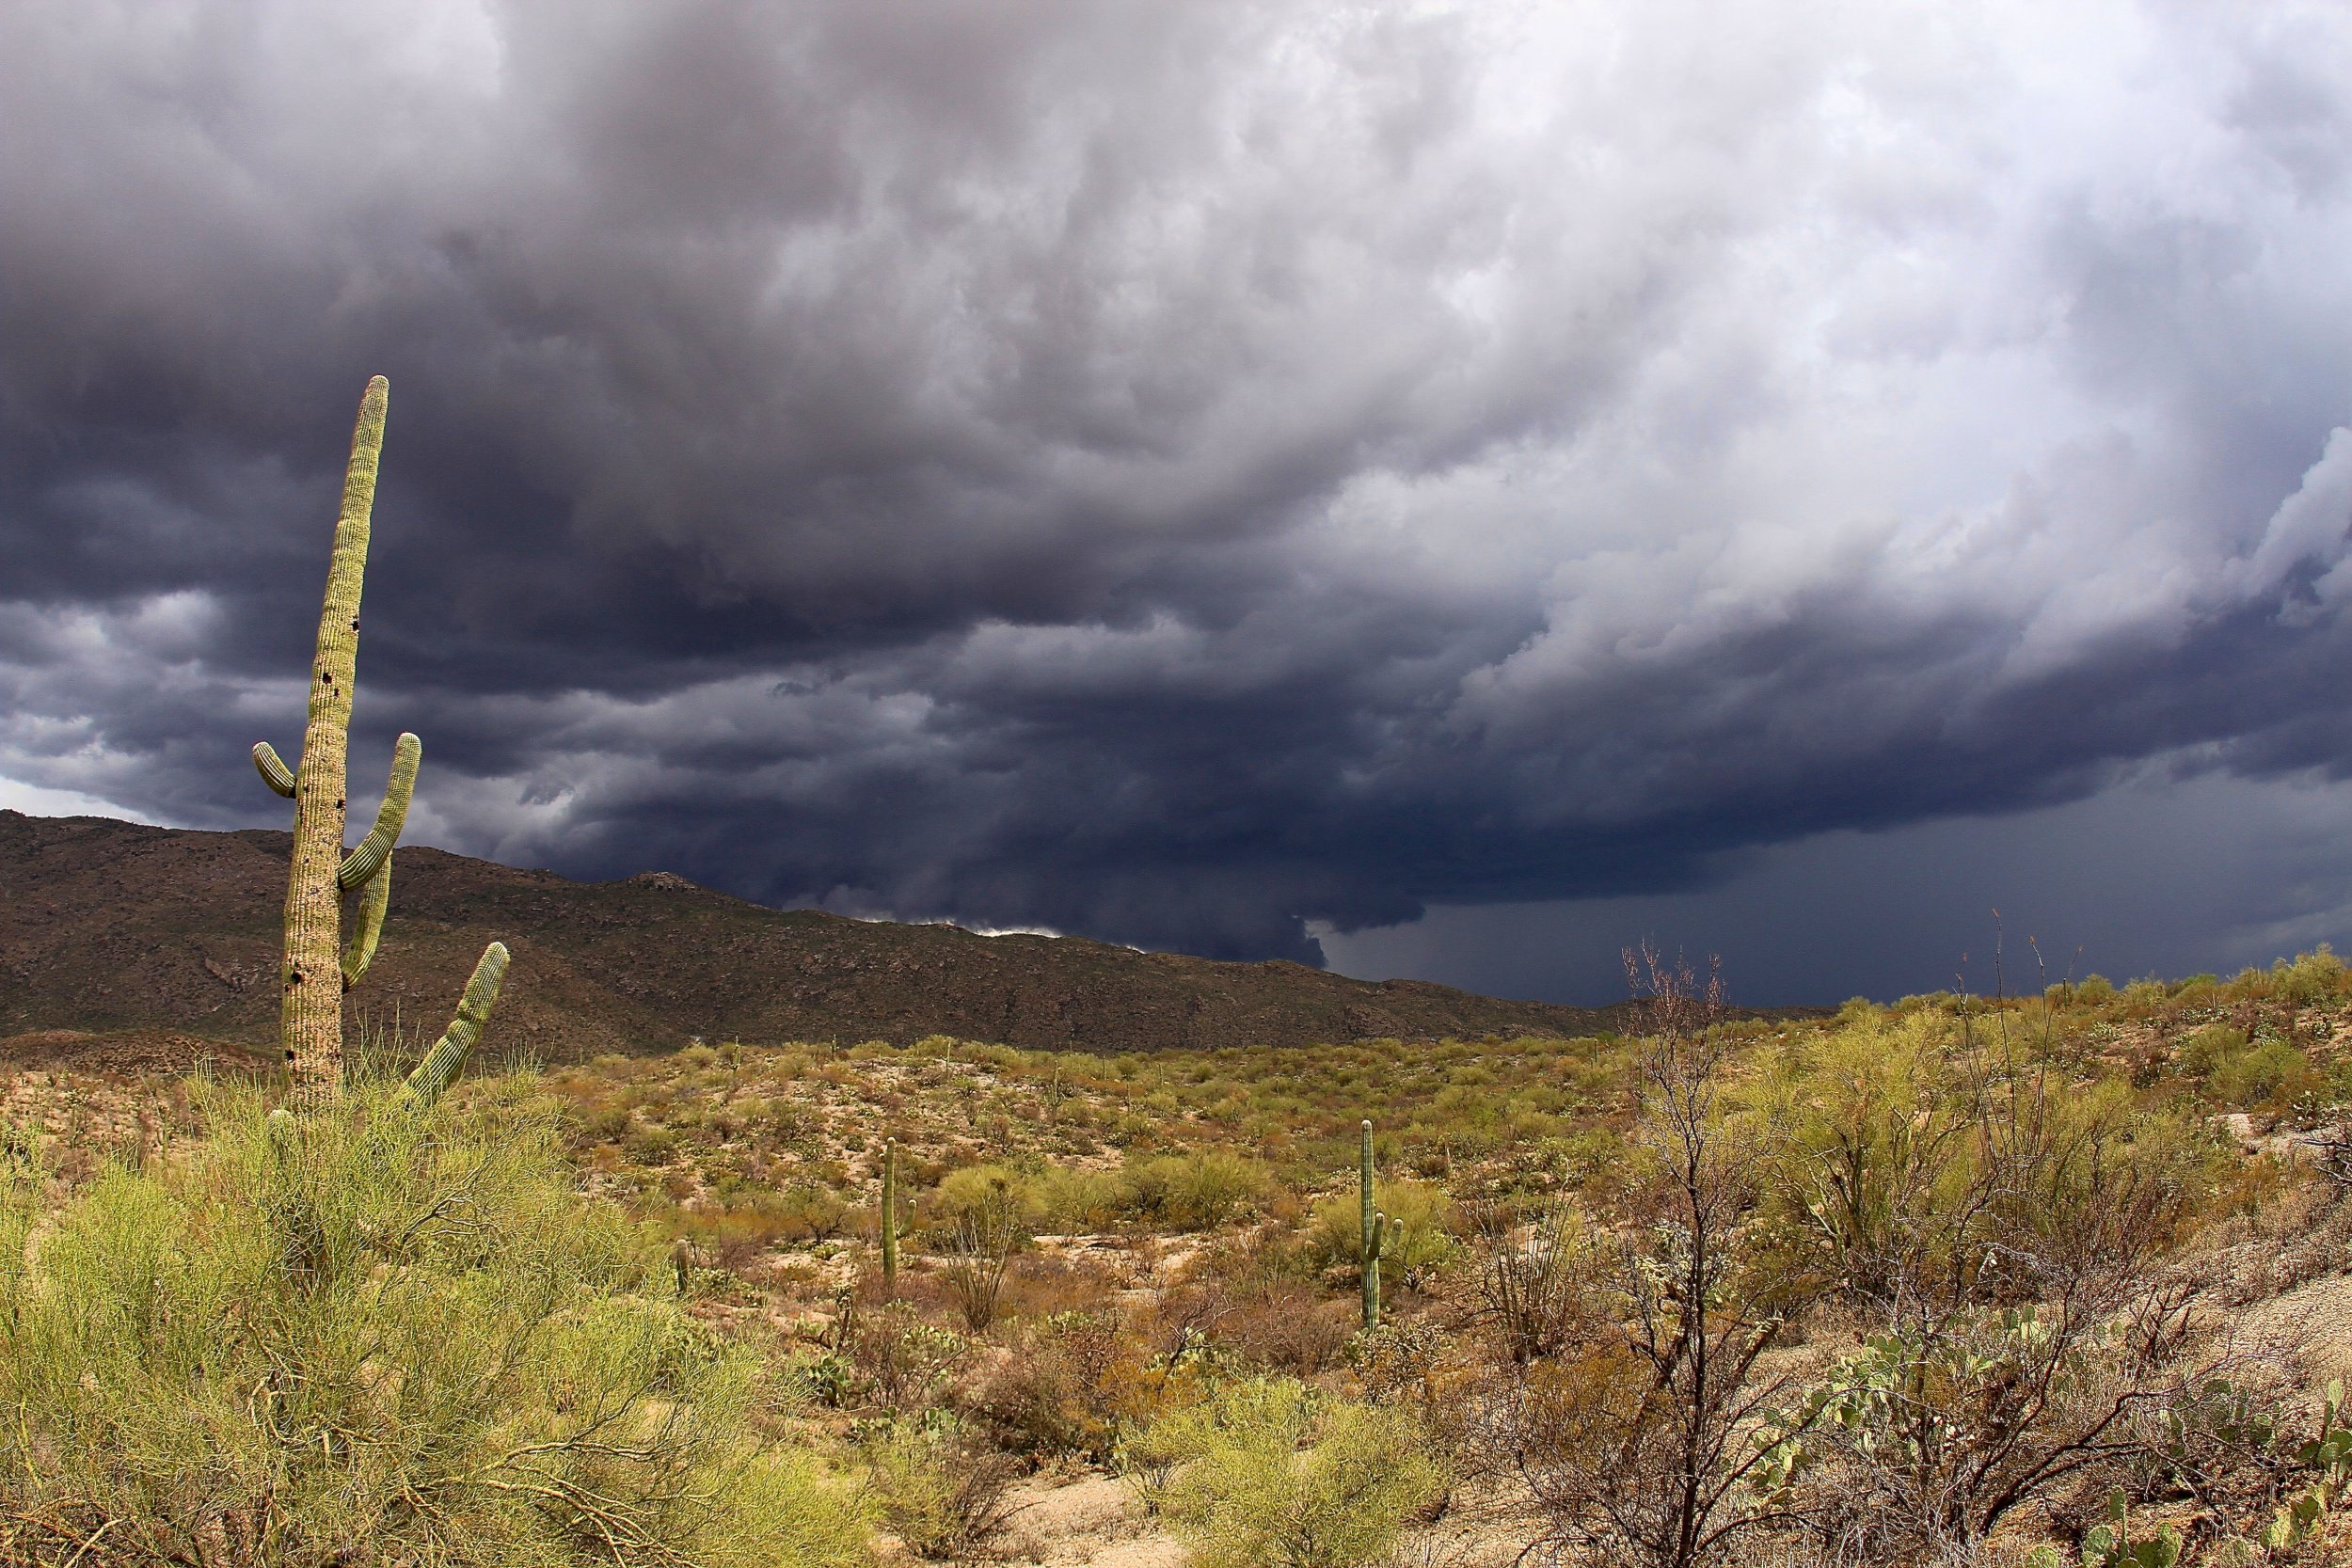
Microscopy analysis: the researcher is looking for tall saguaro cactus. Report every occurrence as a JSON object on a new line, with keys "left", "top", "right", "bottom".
{"left": 1359, "top": 1118, "right": 1391, "bottom": 1331}
{"left": 880, "top": 1138, "right": 901, "bottom": 1287}
{"left": 255, "top": 375, "right": 507, "bottom": 1105}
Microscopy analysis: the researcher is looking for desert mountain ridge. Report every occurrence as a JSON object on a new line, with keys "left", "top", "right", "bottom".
{"left": 0, "top": 809, "right": 1664, "bottom": 1063}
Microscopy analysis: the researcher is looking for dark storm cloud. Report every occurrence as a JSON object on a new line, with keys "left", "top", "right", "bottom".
{"left": 7, "top": 0, "right": 2352, "bottom": 971}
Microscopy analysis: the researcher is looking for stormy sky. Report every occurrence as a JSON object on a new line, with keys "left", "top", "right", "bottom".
{"left": 7, "top": 0, "right": 2352, "bottom": 1006}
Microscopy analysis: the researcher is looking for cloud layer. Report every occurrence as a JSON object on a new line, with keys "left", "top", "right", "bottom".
{"left": 7, "top": 0, "right": 2352, "bottom": 978}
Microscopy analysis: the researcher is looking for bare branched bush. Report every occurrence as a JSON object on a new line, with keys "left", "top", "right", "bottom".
{"left": 840, "top": 1291, "right": 969, "bottom": 1412}
{"left": 1509, "top": 948, "right": 1819, "bottom": 1568}
{"left": 971, "top": 1307, "right": 1161, "bottom": 1463}
{"left": 2314, "top": 1120, "right": 2352, "bottom": 1188}
{"left": 941, "top": 1176, "right": 1025, "bottom": 1333}
{"left": 1218, "top": 1281, "right": 1358, "bottom": 1375}
{"left": 1473, "top": 1193, "right": 1592, "bottom": 1369}
{"left": 863, "top": 1416, "right": 1027, "bottom": 1562}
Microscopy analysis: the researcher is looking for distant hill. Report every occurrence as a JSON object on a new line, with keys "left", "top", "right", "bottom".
{"left": 0, "top": 810, "right": 1632, "bottom": 1061}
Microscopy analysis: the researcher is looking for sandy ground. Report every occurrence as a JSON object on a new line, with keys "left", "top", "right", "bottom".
{"left": 993, "top": 1472, "right": 1182, "bottom": 1568}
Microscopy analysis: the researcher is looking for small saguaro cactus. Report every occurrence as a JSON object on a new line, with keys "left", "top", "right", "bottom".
{"left": 255, "top": 375, "right": 508, "bottom": 1104}
{"left": 1359, "top": 1118, "right": 1394, "bottom": 1331}
{"left": 880, "top": 1138, "right": 902, "bottom": 1286}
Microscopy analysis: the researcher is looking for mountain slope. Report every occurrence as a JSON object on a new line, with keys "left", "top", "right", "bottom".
{"left": 0, "top": 811, "right": 1624, "bottom": 1058}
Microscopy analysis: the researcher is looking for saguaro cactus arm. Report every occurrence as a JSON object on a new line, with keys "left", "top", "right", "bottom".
{"left": 341, "top": 850, "right": 393, "bottom": 988}
{"left": 254, "top": 742, "right": 296, "bottom": 798}
{"left": 393, "top": 942, "right": 509, "bottom": 1114}
{"left": 339, "top": 731, "right": 420, "bottom": 892}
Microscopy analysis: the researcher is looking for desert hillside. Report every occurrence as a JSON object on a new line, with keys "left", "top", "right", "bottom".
{"left": 0, "top": 809, "right": 1631, "bottom": 1060}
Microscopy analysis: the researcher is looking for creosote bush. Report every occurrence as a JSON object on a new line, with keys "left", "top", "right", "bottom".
{"left": 0, "top": 1081, "right": 871, "bottom": 1568}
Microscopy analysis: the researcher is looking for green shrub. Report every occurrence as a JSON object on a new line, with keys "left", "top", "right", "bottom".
{"left": 0, "top": 1083, "right": 870, "bottom": 1568}
{"left": 1120, "top": 1151, "right": 1273, "bottom": 1230}
{"left": 932, "top": 1163, "right": 1043, "bottom": 1238}
{"left": 1309, "top": 1176, "right": 1457, "bottom": 1277}
{"left": 2210, "top": 1037, "right": 2318, "bottom": 1109}
{"left": 2274, "top": 946, "right": 2348, "bottom": 1007}
{"left": 947, "top": 1152, "right": 1277, "bottom": 1236}
{"left": 859, "top": 1415, "right": 1024, "bottom": 1560}
{"left": 1129, "top": 1378, "right": 1445, "bottom": 1568}
{"left": 2179, "top": 1023, "right": 2247, "bottom": 1079}
{"left": 624, "top": 1121, "right": 680, "bottom": 1164}
{"left": 1028, "top": 1164, "right": 1128, "bottom": 1231}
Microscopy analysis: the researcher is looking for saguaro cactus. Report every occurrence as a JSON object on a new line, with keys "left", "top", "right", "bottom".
{"left": 1359, "top": 1118, "right": 1392, "bottom": 1331}
{"left": 880, "top": 1138, "right": 901, "bottom": 1286}
{"left": 255, "top": 375, "right": 508, "bottom": 1104}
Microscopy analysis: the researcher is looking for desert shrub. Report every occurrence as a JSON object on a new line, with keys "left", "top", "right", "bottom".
{"left": 1754, "top": 1006, "right": 2225, "bottom": 1559}
{"left": 860, "top": 1414, "right": 1026, "bottom": 1561}
{"left": 1014, "top": 1155, "right": 1274, "bottom": 1235}
{"left": 1770, "top": 1310, "right": 2170, "bottom": 1560}
{"left": 995, "top": 1252, "right": 1122, "bottom": 1322}
{"left": 1210, "top": 1281, "right": 1356, "bottom": 1376}
{"left": 1308, "top": 1176, "right": 1458, "bottom": 1280}
{"left": 1756, "top": 1009, "right": 1988, "bottom": 1309}
{"left": 1349, "top": 1319, "right": 1452, "bottom": 1407}
{"left": 2208, "top": 1037, "right": 2319, "bottom": 1110}
{"left": 679, "top": 1183, "right": 851, "bottom": 1265}
{"left": 0, "top": 1082, "right": 871, "bottom": 1568}
{"left": 840, "top": 1294, "right": 968, "bottom": 1412}
{"left": 931, "top": 1163, "right": 1045, "bottom": 1235}
{"left": 939, "top": 1176, "right": 1025, "bottom": 1332}
{"left": 1766, "top": 1006, "right": 2218, "bottom": 1312}
{"left": 1349, "top": 1318, "right": 1485, "bottom": 1502}
{"left": 1193, "top": 1226, "right": 1320, "bottom": 1297}
{"left": 2274, "top": 946, "right": 2349, "bottom": 1007}
{"left": 1472, "top": 1193, "right": 1595, "bottom": 1367}
{"left": 1120, "top": 1150, "right": 1274, "bottom": 1230}
{"left": 1129, "top": 1377, "right": 1445, "bottom": 1568}
{"left": 1026, "top": 1164, "right": 1127, "bottom": 1231}
{"left": 1509, "top": 952, "right": 1820, "bottom": 1568}
{"left": 578, "top": 1100, "right": 634, "bottom": 1139}
{"left": 972, "top": 1307, "right": 1149, "bottom": 1462}
{"left": 974, "top": 1315, "right": 1110, "bottom": 1459}
{"left": 2179, "top": 1022, "right": 2248, "bottom": 1079}
{"left": 623, "top": 1121, "right": 680, "bottom": 1164}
